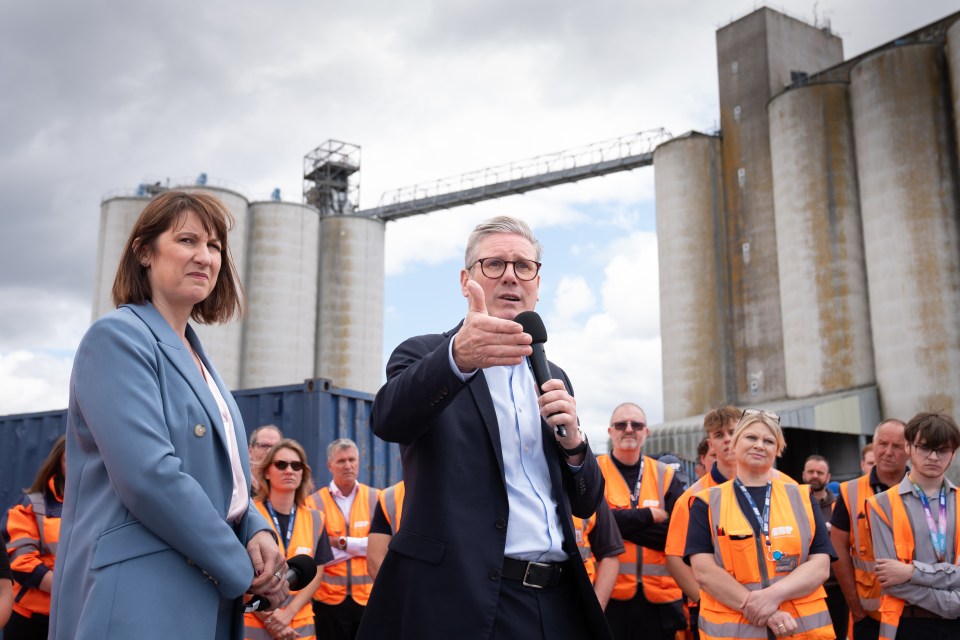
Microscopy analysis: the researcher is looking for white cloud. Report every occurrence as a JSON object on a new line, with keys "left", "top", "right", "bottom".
{"left": 545, "top": 230, "right": 663, "bottom": 448}
{"left": 0, "top": 350, "right": 73, "bottom": 415}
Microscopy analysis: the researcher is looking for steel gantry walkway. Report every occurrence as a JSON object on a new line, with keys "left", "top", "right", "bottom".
{"left": 353, "top": 129, "right": 672, "bottom": 221}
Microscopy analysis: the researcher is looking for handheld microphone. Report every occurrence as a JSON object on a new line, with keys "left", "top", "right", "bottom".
{"left": 243, "top": 554, "right": 317, "bottom": 613}
{"left": 514, "top": 311, "right": 566, "bottom": 437}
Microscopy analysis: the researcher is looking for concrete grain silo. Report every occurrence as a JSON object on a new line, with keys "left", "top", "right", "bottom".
{"left": 653, "top": 133, "right": 728, "bottom": 420}
{"left": 850, "top": 43, "right": 960, "bottom": 418}
{"left": 715, "top": 8, "right": 844, "bottom": 403}
{"left": 241, "top": 201, "right": 320, "bottom": 388}
{"left": 947, "top": 20, "right": 960, "bottom": 159}
{"left": 315, "top": 216, "right": 385, "bottom": 393}
{"left": 768, "top": 82, "right": 875, "bottom": 399}
{"left": 92, "top": 195, "right": 149, "bottom": 321}
{"left": 184, "top": 186, "right": 250, "bottom": 389}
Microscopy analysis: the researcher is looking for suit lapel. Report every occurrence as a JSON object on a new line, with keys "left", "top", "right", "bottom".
{"left": 446, "top": 322, "right": 506, "bottom": 479}
{"left": 125, "top": 303, "right": 229, "bottom": 452}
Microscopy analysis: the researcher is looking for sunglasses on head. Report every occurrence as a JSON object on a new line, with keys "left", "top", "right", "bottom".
{"left": 741, "top": 408, "right": 780, "bottom": 424}
{"left": 273, "top": 460, "right": 303, "bottom": 472}
{"left": 611, "top": 420, "right": 646, "bottom": 431}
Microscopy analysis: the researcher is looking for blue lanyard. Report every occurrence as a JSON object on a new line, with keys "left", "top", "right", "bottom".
{"left": 265, "top": 500, "right": 296, "bottom": 554}
{"left": 912, "top": 481, "right": 948, "bottom": 563}
{"left": 734, "top": 479, "right": 781, "bottom": 561}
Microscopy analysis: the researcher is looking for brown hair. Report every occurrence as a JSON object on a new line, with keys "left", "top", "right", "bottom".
{"left": 111, "top": 190, "right": 244, "bottom": 324}
{"left": 696, "top": 436, "right": 710, "bottom": 458}
{"left": 904, "top": 412, "right": 960, "bottom": 451}
{"left": 703, "top": 405, "right": 741, "bottom": 435}
{"left": 860, "top": 443, "right": 874, "bottom": 461}
{"left": 28, "top": 435, "right": 66, "bottom": 497}
{"left": 254, "top": 439, "right": 314, "bottom": 506}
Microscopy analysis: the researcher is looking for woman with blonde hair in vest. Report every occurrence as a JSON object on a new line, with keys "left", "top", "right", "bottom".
{"left": 685, "top": 409, "right": 836, "bottom": 639}
{"left": 245, "top": 440, "right": 333, "bottom": 640}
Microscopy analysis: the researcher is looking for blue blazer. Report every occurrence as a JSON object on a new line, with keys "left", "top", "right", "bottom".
{"left": 357, "top": 325, "right": 612, "bottom": 640}
{"left": 49, "top": 303, "right": 270, "bottom": 639}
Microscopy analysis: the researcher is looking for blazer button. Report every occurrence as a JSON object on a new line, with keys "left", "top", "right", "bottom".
{"left": 489, "top": 569, "right": 501, "bottom": 581}
{"left": 194, "top": 424, "right": 207, "bottom": 438}
{"left": 495, "top": 518, "right": 506, "bottom": 529}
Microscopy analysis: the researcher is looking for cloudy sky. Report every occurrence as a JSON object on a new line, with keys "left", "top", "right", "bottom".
{"left": 1, "top": 1, "right": 956, "bottom": 446}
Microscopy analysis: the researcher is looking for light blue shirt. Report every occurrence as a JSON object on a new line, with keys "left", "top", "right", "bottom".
{"left": 448, "top": 338, "right": 567, "bottom": 561}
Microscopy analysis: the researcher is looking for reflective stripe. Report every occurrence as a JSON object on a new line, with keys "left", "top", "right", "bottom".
{"left": 617, "top": 563, "right": 636, "bottom": 576}
{"left": 847, "top": 479, "right": 863, "bottom": 552}
{"left": 641, "top": 563, "right": 671, "bottom": 577}
{"left": 861, "top": 597, "right": 881, "bottom": 611}
{"left": 382, "top": 486, "right": 399, "bottom": 533}
{"left": 322, "top": 574, "right": 350, "bottom": 586}
{"left": 698, "top": 617, "right": 770, "bottom": 639}
{"left": 245, "top": 627, "right": 274, "bottom": 640}
{"left": 879, "top": 621, "right": 897, "bottom": 640}
{"left": 708, "top": 487, "right": 724, "bottom": 567}
{"left": 850, "top": 555, "right": 875, "bottom": 571}
{"left": 784, "top": 483, "right": 812, "bottom": 564}
{"left": 796, "top": 609, "right": 833, "bottom": 631}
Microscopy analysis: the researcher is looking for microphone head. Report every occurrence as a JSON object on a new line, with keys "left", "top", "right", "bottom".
{"left": 287, "top": 554, "right": 318, "bottom": 590}
{"left": 514, "top": 311, "right": 547, "bottom": 344}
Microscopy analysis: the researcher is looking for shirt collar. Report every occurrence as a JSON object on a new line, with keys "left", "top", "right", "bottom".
{"left": 329, "top": 480, "right": 358, "bottom": 499}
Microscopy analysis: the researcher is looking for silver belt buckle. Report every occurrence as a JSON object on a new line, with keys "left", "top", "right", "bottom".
{"left": 522, "top": 561, "right": 553, "bottom": 589}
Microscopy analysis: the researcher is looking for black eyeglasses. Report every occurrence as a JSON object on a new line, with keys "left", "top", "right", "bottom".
{"left": 912, "top": 443, "right": 956, "bottom": 459}
{"left": 253, "top": 442, "right": 274, "bottom": 451}
{"left": 741, "top": 408, "right": 780, "bottom": 424}
{"left": 273, "top": 460, "right": 304, "bottom": 472}
{"left": 612, "top": 420, "right": 646, "bottom": 431}
{"left": 470, "top": 257, "right": 541, "bottom": 281}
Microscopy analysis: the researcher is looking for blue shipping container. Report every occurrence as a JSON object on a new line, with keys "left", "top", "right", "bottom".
{"left": 0, "top": 378, "right": 401, "bottom": 516}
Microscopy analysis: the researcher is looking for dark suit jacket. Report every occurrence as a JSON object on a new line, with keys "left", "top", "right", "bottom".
{"left": 357, "top": 325, "right": 612, "bottom": 639}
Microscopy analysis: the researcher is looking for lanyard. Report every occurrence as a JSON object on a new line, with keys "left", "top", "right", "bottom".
{"left": 265, "top": 499, "right": 296, "bottom": 554}
{"left": 630, "top": 457, "right": 645, "bottom": 508}
{"left": 735, "top": 479, "right": 782, "bottom": 561}
{"left": 912, "top": 481, "right": 948, "bottom": 562}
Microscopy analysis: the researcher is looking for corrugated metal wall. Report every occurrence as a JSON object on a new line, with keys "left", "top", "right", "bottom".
{"left": 0, "top": 378, "right": 400, "bottom": 515}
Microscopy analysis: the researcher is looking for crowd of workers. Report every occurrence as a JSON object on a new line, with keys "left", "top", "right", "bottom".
{"left": 6, "top": 407, "right": 958, "bottom": 640}
{"left": 2, "top": 201, "right": 958, "bottom": 640}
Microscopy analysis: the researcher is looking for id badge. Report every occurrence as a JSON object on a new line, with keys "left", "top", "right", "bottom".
{"left": 774, "top": 553, "right": 799, "bottom": 573}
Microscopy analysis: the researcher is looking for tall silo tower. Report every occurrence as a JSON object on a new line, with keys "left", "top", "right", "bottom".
{"left": 768, "top": 82, "right": 875, "bottom": 399}
{"left": 715, "top": 9, "right": 843, "bottom": 404}
{"left": 241, "top": 199, "right": 320, "bottom": 389}
{"left": 850, "top": 43, "right": 960, "bottom": 419}
{"left": 304, "top": 141, "right": 385, "bottom": 394}
{"left": 92, "top": 191, "right": 151, "bottom": 320}
{"left": 653, "top": 133, "right": 728, "bottom": 420}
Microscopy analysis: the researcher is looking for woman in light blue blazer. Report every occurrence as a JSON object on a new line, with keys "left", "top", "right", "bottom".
{"left": 50, "top": 191, "right": 289, "bottom": 639}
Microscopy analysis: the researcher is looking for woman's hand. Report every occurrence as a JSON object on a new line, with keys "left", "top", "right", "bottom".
{"left": 767, "top": 610, "right": 797, "bottom": 636}
{"left": 247, "top": 530, "right": 288, "bottom": 609}
{"left": 741, "top": 587, "right": 783, "bottom": 626}
{"left": 266, "top": 606, "right": 294, "bottom": 635}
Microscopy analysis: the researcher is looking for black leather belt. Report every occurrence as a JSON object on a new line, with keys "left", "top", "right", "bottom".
{"left": 901, "top": 604, "right": 939, "bottom": 619}
{"left": 501, "top": 557, "right": 564, "bottom": 589}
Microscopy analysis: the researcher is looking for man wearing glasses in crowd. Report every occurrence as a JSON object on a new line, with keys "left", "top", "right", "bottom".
{"left": 248, "top": 424, "right": 283, "bottom": 494}
{"left": 867, "top": 412, "right": 960, "bottom": 639}
{"left": 597, "top": 403, "right": 686, "bottom": 640}
{"left": 358, "top": 216, "right": 611, "bottom": 640}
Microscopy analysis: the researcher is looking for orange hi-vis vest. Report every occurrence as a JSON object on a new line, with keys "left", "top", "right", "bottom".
{"left": 573, "top": 513, "right": 598, "bottom": 582}
{"left": 597, "top": 454, "right": 682, "bottom": 603}
{"left": 697, "top": 479, "right": 834, "bottom": 640}
{"left": 4, "top": 479, "right": 62, "bottom": 618}
{"left": 867, "top": 484, "right": 960, "bottom": 640}
{"left": 839, "top": 474, "right": 883, "bottom": 619}
{"left": 379, "top": 481, "right": 405, "bottom": 535}
{"left": 308, "top": 484, "right": 378, "bottom": 606}
{"left": 243, "top": 501, "right": 326, "bottom": 640}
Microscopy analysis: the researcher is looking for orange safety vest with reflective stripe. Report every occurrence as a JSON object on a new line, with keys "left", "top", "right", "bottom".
{"left": 838, "top": 475, "right": 883, "bottom": 619}
{"left": 379, "top": 481, "right": 405, "bottom": 534}
{"left": 4, "top": 479, "right": 62, "bottom": 618}
{"left": 867, "top": 485, "right": 960, "bottom": 640}
{"left": 573, "top": 513, "right": 598, "bottom": 582}
{"left": 697, "top": 479, "right": 834, "bottom": 640}
{"left": 597, "top": 454, "right": 682, "bottom": 603}
{"left": 244, "top": 501, "right": 325, "bottom": 640}
{"left": 308, "top": 484, "right": 378, "bottom": 605}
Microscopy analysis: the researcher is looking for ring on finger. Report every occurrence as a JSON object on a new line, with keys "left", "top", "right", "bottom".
{"left": 274, "top": 570, "right": 283, "bottom": 581}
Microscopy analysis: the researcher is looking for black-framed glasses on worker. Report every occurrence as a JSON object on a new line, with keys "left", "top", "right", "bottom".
{"left": 470, "top": 257, "right": 541, "bottom": 281}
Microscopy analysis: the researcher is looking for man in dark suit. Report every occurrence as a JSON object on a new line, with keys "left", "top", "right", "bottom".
{"left": 358, "top": 216, "right": 612, "bottom": 640}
